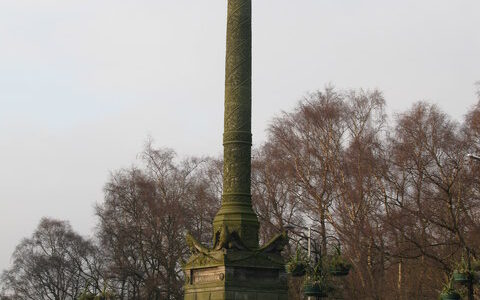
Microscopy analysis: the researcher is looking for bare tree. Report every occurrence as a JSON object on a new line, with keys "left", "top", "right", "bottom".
{"left": 268, "top": 87, "right": 347, "bottom": 255}
{"left": 3, "top": 90, "right": 480, "bottom": 300}
{"left": 333, "top": 89, "right": 388, "bottom": 299}
{"left": 1, "top": 218, "right": 101, "bottom": 300}
{"left": 381, "top": 102, "right": 480, "bottom": 298}
{"left": 95, "top": 142, "right": 219, "bottom": 299}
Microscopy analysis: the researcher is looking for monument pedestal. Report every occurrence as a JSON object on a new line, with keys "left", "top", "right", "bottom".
{"left": 184, "top": 248, "right": 288, "bottom": 300}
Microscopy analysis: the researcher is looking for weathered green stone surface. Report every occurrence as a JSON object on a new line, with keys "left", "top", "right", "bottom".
{"left": 184, "top": 1, "right": 288, "bottom": 299}
{"left": 213, "top": 0, "right": 259, "bottom": 250}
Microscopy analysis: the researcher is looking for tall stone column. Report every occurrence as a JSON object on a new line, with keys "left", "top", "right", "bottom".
{"left": 183, "top": 1, "right": 288, "bottom": 299}
{"left": 213, "top": 0, "right": 259, "bottom": 250}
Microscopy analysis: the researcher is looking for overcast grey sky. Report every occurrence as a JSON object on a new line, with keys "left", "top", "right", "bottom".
{"left": 0, "top": 0, "right": 479, "bottom": 272}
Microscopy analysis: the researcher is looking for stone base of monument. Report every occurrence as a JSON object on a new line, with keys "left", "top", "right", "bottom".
{"left": 184, "top": 265, "right": 287, "bottom": 300}
{"left": 184, "top": 234, "right": 288, "bottom": 300}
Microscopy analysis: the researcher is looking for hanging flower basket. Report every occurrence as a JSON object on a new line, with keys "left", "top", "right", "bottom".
{"left": 303, "top": 282, "right": 328, "bottom": 297}
{"left": 440, "top": 280, "right": 461, "bottom": 300}
{"left": 286, "top": 261, "right": 307, "bottom": 277}
{"left": 286, "top": 246, "right": 308, "bottom": 277}
{"left": 328, "top": 248, "right": 351, "bottom": 277}
{"left": 452, "top": 256, "right": 471, "bottom": 285}
{"left": 439, "top": 291, "right": 461, "bottom": 300}
{"left": 303, "top": 260, "right": 334, "bottom": 298}
{"left": 330, "top": 264, "right": 350, "bottom": 277}
{"left": 452, "top": 271, "right": 470, "bottom": 285}
{"left": 303, "top": 260, "right": 331, "bottom": 298}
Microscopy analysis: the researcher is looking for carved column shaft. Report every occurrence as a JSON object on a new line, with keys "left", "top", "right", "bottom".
{"left": 213, "top": 0, "right": 259, "bottom": 249}
{"left": 223, "top": 0, "right": 251, "bottom": 195}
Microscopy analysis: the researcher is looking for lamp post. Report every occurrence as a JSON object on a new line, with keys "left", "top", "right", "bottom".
{"left": 286, "top": 225, "right": 343, "bottom": 259}
{"left": 284, "top": 225, "right": 320, "bottom": 300}
{"left": 284, "top": 225, "right": 318, "bottom": 263}
{"left": 285, "top": 224, "right": 349, "bottom": 300}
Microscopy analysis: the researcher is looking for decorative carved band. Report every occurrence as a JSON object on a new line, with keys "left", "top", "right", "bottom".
{"left": 223, "top": 131, "right": 252, "bottom": 145}
{"left": 222, "top": 193, "right": 251, "bottom": 204}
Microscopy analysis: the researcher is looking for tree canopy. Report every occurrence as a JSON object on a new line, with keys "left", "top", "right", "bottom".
{"left": 2, "top": 87, "right": 480, "bottom": 299}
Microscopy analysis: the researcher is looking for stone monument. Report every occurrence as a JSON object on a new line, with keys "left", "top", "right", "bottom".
{"left": 183, "top": 1, "right": 288, "bottom": 299}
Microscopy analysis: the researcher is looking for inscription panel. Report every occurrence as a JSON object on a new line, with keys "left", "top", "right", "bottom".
{"left": 192, "top": 267, "right": 225, "bottom": 284}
